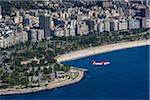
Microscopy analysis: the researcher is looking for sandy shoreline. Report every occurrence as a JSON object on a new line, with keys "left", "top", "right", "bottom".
{"left": 1, "top": 40, "right": 149, "bottom": 96}
{"left": 56, "top": 40, "right": 150, "bottom": 62}
{"left": 0, "top": 70, "right": 84, "bottom": 96}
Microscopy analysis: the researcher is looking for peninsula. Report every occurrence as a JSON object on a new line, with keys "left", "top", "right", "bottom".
{"left": 0, "top": 69, "right": 84, "bottom": 96}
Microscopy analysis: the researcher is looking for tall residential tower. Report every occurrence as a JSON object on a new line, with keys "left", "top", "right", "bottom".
{"left": 39, "top": 14, "right": 52, "bottom": 39}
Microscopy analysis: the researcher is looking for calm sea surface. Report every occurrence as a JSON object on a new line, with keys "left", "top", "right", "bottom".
{"left": 1, "top": 45, "right": 149, "bottom": 100}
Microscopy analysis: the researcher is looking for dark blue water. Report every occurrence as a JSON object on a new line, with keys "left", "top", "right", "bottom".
{"left": 1, "top": 46, "right": 149, "bottom": 100}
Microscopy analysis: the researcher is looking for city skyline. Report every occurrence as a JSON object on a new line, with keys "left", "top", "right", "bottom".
{"left": 0, "top": 0, "right": 149, "bottom": 99}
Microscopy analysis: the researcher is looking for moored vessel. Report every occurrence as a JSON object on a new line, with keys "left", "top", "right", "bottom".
{"left": 92, "top": 60, "right": 110, "bottom": 66}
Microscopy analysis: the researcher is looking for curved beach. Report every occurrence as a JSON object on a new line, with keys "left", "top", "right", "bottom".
{"left": 0, "top": 70, "right": 84, "bottom": 96}
{"left": 1, "top": 40, "right": 149, "bottom": 96}
{"left": 56, "top": 40, "right": 150, "bottom": 62}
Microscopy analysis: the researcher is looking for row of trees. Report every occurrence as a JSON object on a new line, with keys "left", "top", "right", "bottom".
{"left": 50, "top": 29, "right": 149, "bottom": 55}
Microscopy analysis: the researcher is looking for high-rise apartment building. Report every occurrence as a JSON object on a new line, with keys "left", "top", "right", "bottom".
{"left": 39, "top": 15, "right": 52, "bottom": 39}
{"left": 0, "top": 5, "right": 2, "bottom": 19}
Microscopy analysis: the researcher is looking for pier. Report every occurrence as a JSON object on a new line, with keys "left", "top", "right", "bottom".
{"left": 70, "top": 66, "right": 88, "bottom": 72}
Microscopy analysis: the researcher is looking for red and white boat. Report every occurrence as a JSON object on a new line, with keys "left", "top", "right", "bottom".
{"left": 92, "top": 60, "right": 110, "bottom": 66}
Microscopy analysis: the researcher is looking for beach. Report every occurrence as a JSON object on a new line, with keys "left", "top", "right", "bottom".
{"left": 1, "top": 45, "right": 149, "bottom": 99}
{"left": 0, "top": 70, "right": 84, "bottom": 96}
{"left": 56, "top": 40, "right": 150, "bottom": 62}
{"left": 1, "top": 40, "right": 149, "bottom": 96}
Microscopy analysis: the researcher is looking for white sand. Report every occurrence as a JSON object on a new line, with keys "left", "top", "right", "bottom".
{"left": 56, "top": 40, "right": 150, "bottom": 62}
{"left": 1, "top": 40, "right": 150, "bottom": 96}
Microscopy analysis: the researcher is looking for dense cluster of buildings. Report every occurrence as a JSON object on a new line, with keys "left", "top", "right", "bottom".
{"left": 0, "top": 0, "right": 150, "bottom": 48}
